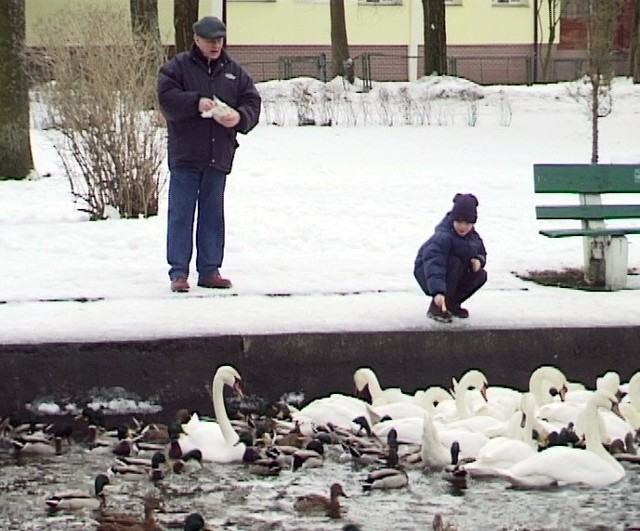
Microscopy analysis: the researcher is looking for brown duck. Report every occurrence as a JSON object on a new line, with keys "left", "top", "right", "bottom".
{"left": 293, "top": 482, "right": 348, "bottom": 519}
{"left": 95, "top": 496, "right": 163, "bottom": 530}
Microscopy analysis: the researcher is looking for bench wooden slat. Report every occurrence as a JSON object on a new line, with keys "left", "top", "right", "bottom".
{"left": 539, "top": 227, "right": 640, "bottom": 238}
{"left": 536, "top": 204, "right": 640, "bottom": 220}
{"left": 534, "top": 164, "right": 640, "bottom": 193}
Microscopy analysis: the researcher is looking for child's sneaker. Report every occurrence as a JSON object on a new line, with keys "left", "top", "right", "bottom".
{"left": 427, "top": 300, "right": 452, "bottom": 323}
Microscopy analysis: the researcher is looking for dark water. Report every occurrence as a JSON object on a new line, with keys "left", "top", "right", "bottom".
{"left": 1, "top": 445, "right": 639, "bottom": 531}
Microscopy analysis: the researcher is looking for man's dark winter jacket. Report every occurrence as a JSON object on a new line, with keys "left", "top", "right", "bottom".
{"left": 158, "top": 45, "right": 261, "bottom": 173}
{"left": 414, "top": 213, "right": 487, "bottom": 296}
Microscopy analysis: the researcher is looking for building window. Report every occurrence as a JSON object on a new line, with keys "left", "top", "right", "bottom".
{"left": 492, "top": 0, "right": 529, "bottom": 6}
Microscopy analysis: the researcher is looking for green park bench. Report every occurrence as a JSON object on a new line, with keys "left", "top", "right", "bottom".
{"left": 533, "top": 163, "right": 640, "bottom": 290}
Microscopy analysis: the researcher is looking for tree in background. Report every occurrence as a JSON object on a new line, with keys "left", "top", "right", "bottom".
{"left": 422, "top": 0, "right": 447, "bottom": 76}
{"left": 130, "top": 0, "right": 164, "bottom": 107}
{"left": 174, "top": 0, "right": 200, "bottom": 54}
{"left": 330, "top": 0, "right": 353, "bottom": 83}
{"left": 586, "top": 0, "right": 623, "bottom": 164}
{"left": 130, "top": 0, "right": 161, "bottom": 44}
{"left": 630, "top": 0, "right": 640, "bottom": 81}
{"left": 0, "top": 0, "right": 34, "bottom": 180}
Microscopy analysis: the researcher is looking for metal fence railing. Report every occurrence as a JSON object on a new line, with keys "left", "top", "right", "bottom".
{"left": 243, "top": 51, "right": 631, "bottom": 86}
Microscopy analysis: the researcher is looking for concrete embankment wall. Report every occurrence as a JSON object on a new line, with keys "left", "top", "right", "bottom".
{"left": 1, "top": 326, "right": 638, "bottom": 418}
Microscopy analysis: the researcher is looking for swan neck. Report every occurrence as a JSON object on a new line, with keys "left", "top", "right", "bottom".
{"left": 584, "top": 402, "right": 622, "bottom": 472}
{"left": 367, "top": 373, "right": 386, "bottom": 403}
{"left": 212, "top": 375, "right": 240, "bottom": 445}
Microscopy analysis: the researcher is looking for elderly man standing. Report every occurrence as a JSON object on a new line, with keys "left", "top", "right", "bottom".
{"left": 158, "top": 16, "right": 261, "bottom": 293}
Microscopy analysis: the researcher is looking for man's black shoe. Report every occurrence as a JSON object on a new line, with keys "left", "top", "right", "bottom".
{"left": 427, "top": 300, "right": 452, "bottom": 323}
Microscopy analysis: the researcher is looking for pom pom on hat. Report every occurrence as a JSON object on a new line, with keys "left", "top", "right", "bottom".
{"left": 450, "top": 193, "right": 478, "bottom": 223}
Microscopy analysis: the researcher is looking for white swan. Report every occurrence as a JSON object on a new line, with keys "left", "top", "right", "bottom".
{"left": 178, "top": 365, "right": 252, "bottom": 463}
{"left": 620, "top": 371, "right": 640, "bottom": 431}
{"left": 462, "top": 393, "right": 539, "bottom": 478}
{"left": 495, "top": 390, "right": 625, "bottom": 488}
{"left": 354, "top": 367, "right": 417, "bottom": 406}
{"left": 528, "top": 365, "right": 569, "bottom": 407}
{"left": 420, "top": 411, "right": 452, "bottom": 470}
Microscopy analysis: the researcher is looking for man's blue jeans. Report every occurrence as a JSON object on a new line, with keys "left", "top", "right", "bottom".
{"left": 167, "top": 167, "right": 227, "bottom": 281}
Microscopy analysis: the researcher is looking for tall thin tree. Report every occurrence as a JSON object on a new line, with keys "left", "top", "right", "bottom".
{"left": 330, "top": 0, "right": 353, "bottom": 83}
{"left": 629, "top": 0, "right": 640, "bottom": 82}
{"left": 130, "top": 0, "right": 161, "bottom": 43}
{"left": 422, "top": 0, "right": 447, "bottom": 76}
{"left": 586, "top": 0, "right": 622, "bottom": 164}
{"left": 0, "top": 0, "right": 33, "bottom": 180}
{"left": 174, "top": 0, "right": 200, "bottom": 54}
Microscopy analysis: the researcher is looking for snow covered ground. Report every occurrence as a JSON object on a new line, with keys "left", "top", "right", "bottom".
{"left": 1, "top": 76, "right": 639, "bottom": 344}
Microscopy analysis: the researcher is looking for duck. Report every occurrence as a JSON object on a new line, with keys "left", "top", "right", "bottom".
{"left": 361, "top": 464, "right": 409, "bottom": 491}
{"left": 45, "top": 473, "right": 110, "bottom": 513}
{"left": 178, "top": 365, "right": 260, "bottom": 464}
{"left": 441, "top": 441, "right": 469, "bottom": 490}
{"left": 494, "top": 390, "right": 626, "bottom": 488}
{"left": 183, "top": 513, "right": 215, "bottom": 531}
{"left": 110, "top": 451, "right": 167, "bottom": 481}
{"left": 361, "top": 442, "right": 409, "bottom": 491}
{"left": 293, "top": 482, "right": 348, "bottom": 519}
{"left": 170, "top": 447, "right": 204, "bottom": 474}
{"left": 95, "top": 496, "right": 164, "bottom": 530}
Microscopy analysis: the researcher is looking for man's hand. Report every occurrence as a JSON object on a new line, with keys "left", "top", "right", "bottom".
{"left": 216, "top": 108, "right": 240, "bottom": 128}
{"left": 471, "top": 258, "right": 482, "bottom": 273}
{"left": 198, "top": 97, "right": 215, "bottom": 114}
{"left": 434, "top": 294, "right": 447, "bottom": 312}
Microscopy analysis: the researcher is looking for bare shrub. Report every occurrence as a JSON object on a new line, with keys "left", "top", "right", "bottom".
{"left": 30, "top": 5, "right": 167, "bottom": 220}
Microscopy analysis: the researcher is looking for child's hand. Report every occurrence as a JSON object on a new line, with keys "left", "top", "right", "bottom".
{"left": 471, "top": 258, "right": 482, "bottom": 272}
{"left": 434, "top": 294, "right": 447, "bottom": 312}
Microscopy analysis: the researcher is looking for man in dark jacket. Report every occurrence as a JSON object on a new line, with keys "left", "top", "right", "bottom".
{"left": 158, "top": 16, "right": 261, "bottom": 293}
{"left": 414, "top": 193, "right": 487, "bottom": 323}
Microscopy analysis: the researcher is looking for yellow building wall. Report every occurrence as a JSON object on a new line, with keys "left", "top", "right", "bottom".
{"left": 446, "top": 2, "right": 541, "bottom": 45}
{"left": 25, "top": 0, "right": 554, "bottom": 47}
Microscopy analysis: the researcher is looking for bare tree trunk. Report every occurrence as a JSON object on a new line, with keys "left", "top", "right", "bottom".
{"left": 130, "top": 0, "right": 161, "bottom": 43}
{"left": 541, "top": 0, "right": 560, "bottom": 81}
{"left": 174, "top": 0, "right": 200, "bottom": 54}
{"left": 422, "top": 0, "right": 447, "bottom": 76}
{"left": 590, "top": 77, "right": 599, "bottom": 164}
{"left": 330, "top": 0, "right": 353, "bottom": 82}
{"left": 630, "top": 0, "right": 640, "bottom": 81}
{"left": 130, "top": 0, "right": 163, "bottom": 108}
{"left": 0, "top": 0, "right": 33, "bottom": 180}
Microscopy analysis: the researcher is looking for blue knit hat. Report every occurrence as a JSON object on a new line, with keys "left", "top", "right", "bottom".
{"left": 450, "top": 193, "right": 478, "bottom": 223}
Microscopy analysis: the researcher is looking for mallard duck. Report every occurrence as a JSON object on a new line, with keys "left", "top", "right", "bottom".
{"left": 96, "top": 496, "right": 163, "bottom": 530}
{"left": 291, "top": 438, "right": 325, "bottom": 471}
{"left": 110, "top": 451, "right": 167, "bottom": 481}
{"left": 293, "top": 482, "right": 348, "bottom": 519}
{"left": 361, "top": 465, "right": 409, "bottom": 491}
{"left": 248, "top": 456, "right": 282, "bottom": 477}
{"left": 45, "top": 473, "right": 109, "bottom": 513}
{"left": 361, "top": 443, "right": 409, "bottom": 491}
{"left": 441, "top": 441, "right": 468, "bottom": 489}
{"left": 171, "top": 448, "right": 204, "bottom": 474}
{"left": 183, "top": 512, "right": 214, "bottom": 531}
